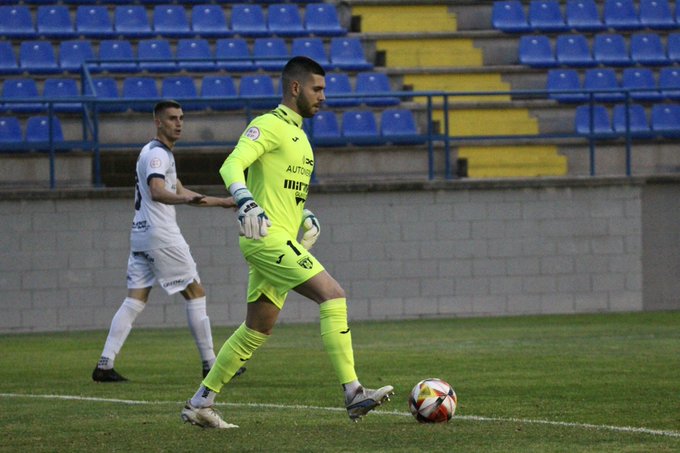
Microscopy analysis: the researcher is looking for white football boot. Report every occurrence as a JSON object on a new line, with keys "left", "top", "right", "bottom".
{"left": 181, "top": 401, "right": 238, "bottom": 429}
{"left": 345, "top": 385, "right": 394, "bottom": 421}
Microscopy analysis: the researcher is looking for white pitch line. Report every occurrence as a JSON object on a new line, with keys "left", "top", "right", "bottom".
{"left": 1, "top": 392, "right": 679, "bottom": 439}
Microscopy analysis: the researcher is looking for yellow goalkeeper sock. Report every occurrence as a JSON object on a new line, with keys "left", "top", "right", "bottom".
{"left": 320, "top": 298, "right": 358, "bottom": 385}
{"left": 203, "top": 322, "right": 269, "bottom": 393}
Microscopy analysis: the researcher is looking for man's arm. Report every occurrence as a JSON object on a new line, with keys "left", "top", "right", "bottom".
{"left": 148, "top": 177, "right": 204, "bottom": 205}
{"left": 176, "top": 179, "right": 236, "bottom": 209}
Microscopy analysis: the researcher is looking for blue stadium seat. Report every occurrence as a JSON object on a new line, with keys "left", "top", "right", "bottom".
{"left": 43, "top": 78, "right": 82, "bottom": 113}
{"left": 59, "top": 40, "right": 96, "bottom": 73}
{"left": 381, "top": 109, "right": 425, "bottom": 145}
{"left": 0, "top": 42, "right": 20, "bottom": 75}
{"left": 176, "top": 39, "right": 215, "bottom": 72}
{"left": 603, "top": 0, "right": 642, "bottom": 30}
{"left": 215, "top": 38, "right": 254, "bottom": 72}
{"left": 122, "top": 77, "right": 158, "bottom": 113}
{"left": 518, "top": 35, "right": 556, "bottom": 67}
{"left": 342, "top": 110, "right": 381, "bottom": 145}
{"left": 355, "top": 72, "right": 400, "bottom": 106}
{"left": 138, "top": 39, "right": 177, "bottom": 73}
{"left": 630, "top": 33, "right": 669, "bottom": 66}
{"left": 304, "top": 3, "right": 346, "bottom": 36}
{"left": 19, "top": 41, "right": 60, "bottom": 74}
{"left": 0, "top": 6, "right": 35, "bottom": 39}
{"left": 306, "top": 110, "right": 342, "bottom": 146}
{"left": 330, "top": 37, "right": 372, "bottom": 71}
{"left": 651, "top": 103, "right": 680, "bottom": 136}
{"left": 667, "top": 33, "right": 680, "bottom": 63}
{"left": 529, "top": 0, "right": 569, "bottom": 32}
{"left": 162, "top": 76, "right": 201, "bottom": 111}
{"left": 99, "top": 40, "right": 138, "bottom": 73}
{"left": 622, "top": 68, "right": 662, "bottom": 101}
{"left": 191, "top": 4, "right": 231, "bottom": 38}
{"left": 153, "top": 5, "right": 192, "bottom": 38}
{"left": 268, "top": 3, "right": 306, "bottom": 37}
{"left": 658, "top": 67, "right": 680, "bottom": 100}
{"left": 76, "top": 5, "right": 115, "bottom": 39}
{"left": 639, "top": 0, "right": 675, "bottom": 29}
{"left": 114, "top": 6, "right": 153, "bottom": 38}
{"left": 231, "top": 4, "right": 268, "bottom": 37}
{"left": 492, "top": 1, "right": 531, "bottom": 33}
{"left": 0, "top": 117, "right": 23, "bottom": 146}
{"left": 324, "top": 72, "right": 359, "bottom": 107}
{"left": 612, "top": 103, "right": 652, "bottom": 137}
{"left": 584, "top": 68, "right": 625, "bottom": 102}
{"left": 253, "top": 37, "right": 290, "bottom": 71}
{"left": 292, "top": 37, "right": 330, "bottom": 66}
{"left": 575, "top": 104, "right": 614, "bottom": 135}
{"left": 1, "top": 79, "right": 43, "bottom": 114}
{"left": 593, "top": 33, "right": 631, "bottom": 67}
{"left": 200, "top": 75, "right": 241, "bottom": 111}
{"left": 239, "top": 75, "right": 277, "bottom": 109}
{"left": 37, "top": 5, "right": 75, "bottom": 39}
{"left": 546, "top": 69, "right": 588, "bottom": 103}
{"left": 85, "top": 77, "right": 126, "bottom": 113}
{"left": 565, "top": 0, "right": 605, "bottom": 31}
{"left": 555, "top": 34, "right": 595, "bottom": 67}
{"left": 25, "top": 116, "right": 64, "bottom": 149}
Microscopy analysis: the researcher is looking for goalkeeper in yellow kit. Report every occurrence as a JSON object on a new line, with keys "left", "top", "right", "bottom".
{"left": 181, "top": 56, "right": 393, "bottom": 429}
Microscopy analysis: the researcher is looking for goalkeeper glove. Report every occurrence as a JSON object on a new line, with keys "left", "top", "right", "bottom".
{"left": 300, "top": 209, "right": 320, "bottom": 250}
{"left": 230, "top": 184, "right": 271, "bottom": 240}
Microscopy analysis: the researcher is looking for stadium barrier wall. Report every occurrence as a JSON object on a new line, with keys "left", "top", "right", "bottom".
{"left": 1, "top": 176, "right": 679, "bottom": 333}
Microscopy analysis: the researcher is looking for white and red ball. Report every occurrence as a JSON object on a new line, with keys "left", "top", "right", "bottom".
{"left": 408, "top": 378, "right": 457, "bottom": 423}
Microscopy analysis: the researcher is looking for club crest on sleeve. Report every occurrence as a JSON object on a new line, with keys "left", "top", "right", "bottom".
{"left": 297, "top": 257, "right": 313, "bottom": 269}
{"left": 245, "top": 127, "right": 261, "bottom": 141}
{"left": 150, "top": 158, "right": 162, "bottom": 168}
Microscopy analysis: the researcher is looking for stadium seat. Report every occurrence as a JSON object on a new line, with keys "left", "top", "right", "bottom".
{"left": 324, "top": 72, "right": 359, "bottom": 107}
{"left": 603, "top": 0, "right": 642, "bottom": 30}
{"left": 355, "top": 72, "right": 400, "bottom": 106}
{"left": 114, "top": 6, "right": 153, "bottom": 38}
{"left": 575, "top": 104, "right": 614, "bottom": 135}
{"left": 612, "top": 103, "right": 652, "bottom": 137}
{"left": 1, "top": 79, "right": 43, "bottom": 113}
{"left": 342, "top": 110, "right": 381, "bottom": 145}
{"left": 253, "top": 37, "right": 290, "bottom": 71}
{"left": 639, "top": 0, "right": 675, "bottom": 29}
{"left": 191, "top": 4, "right": 231, "bottom": 38}
{"left": 584, "top": 68, "right": 625, "bottom": 102}
{"left": 177, "top": 39, "right": 215, "bottom": 72}
{"left": 138, "top": 39, "right": 177, "bottom": 73}
{"left": 667, "top": 33, "right": 680, "bottom": 63}
{"left": 0, "top": 42, "right": 20, "bottom": 75}
{"left": 76, "top": 6, "right": 115, "bottom": 39}
{"left": 0, "top": 6, "right": 35, "bottom": 39}
{"left": 622, "top": 68, "right": 662, "bottom": 101}
{"left": 304, "top": 3, "right": 346, "bottom": 36}
{"left": 122, "top": 77, "right": 159, "bottom": 113}
{"left": 231, "top": 4, "right": 268, "bottom": 37}
{"left": 162, "top": 76, "right": 201, "bottom": 111}
{"left": 658, "top": 67, "right": 680, "bottom": 100}
{"left": 651, "top": 103, "right": 680, "bottom": 136}
{"left": 268, "top": 3, "right": 306, "bottom": 37}
{"left": 491, "top": 1, "right": 531, "bottom": 33}
{"left": 85, "top": 77, "right": 126, "bottom": 113}
{"left": 292, "top": 37, "right": 330, "bottom": 66}
{"left": 215, "top": 38, "right": 255, "bottom": 72}
{"left": 239, "top": 75, "right": 277, "bottom": 109}
{"left": 153, "top": 5, "right": 192, "bottom": 38}
{"left": 19, "top": 41, "right": 60, "bottom": 74}
{"left": 43, "top": 78, "right": 82, "bottom": 113}
{"left": 60, "top": 40, "right": 96, "bottom": 74}
{"left": 518, "top": 35, "right": 556, "bottom": 68}
{"left": 630, "top": 33, "right": 669, "bottom": 66}
{"left": 306, "top": 110, "right": 342, "bottom": 146}
{"left": 381, "top": 109, "right": 425, "bottom": 145}
{"left": 555, "top": 34, "right": 595, "bottom": 67}
{"left": 200, "top": 75, "right": 241, "bottom": 111}
{"left": 528, "top": 0, "right": 569, "bottom": 32}
{"left": 546, "top": 69, "right": 588, "bottom": 103}
{"left": 99, "top": 40, "right": 138, "bottom": 74}
{"left": 37, "top": 5, "right": 75, "bottom": 38}
{"left": 0, "top": 117, "right": 23, "bottom": 145}
{"left": 565, "top": 0, "right": 606, "bottom": 31}
{"left": 330, "top": 38, "right": 373, "bottom": 71}
{"left": 593, "top": 33, "right": 631, "bottom": 67}
{"left": 25, "top": 116, "right": 64, "bottom": 148}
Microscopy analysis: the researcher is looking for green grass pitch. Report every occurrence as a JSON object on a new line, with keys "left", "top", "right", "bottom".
{"left": 1, "top": 311, "right": 679, "bottom": 452}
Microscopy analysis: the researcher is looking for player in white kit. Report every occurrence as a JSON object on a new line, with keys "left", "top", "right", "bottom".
{"left": 93, "top": 100, "right": 245, "bottom": 382}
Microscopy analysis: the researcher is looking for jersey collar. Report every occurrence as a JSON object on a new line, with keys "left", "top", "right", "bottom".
{"left": 274, "top": 104, "right": 303, "bottom": 129}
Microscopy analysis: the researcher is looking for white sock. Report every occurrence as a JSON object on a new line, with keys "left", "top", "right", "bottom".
{"left": 100, "top": 297, "right": 146, "bottom": 369}
{"left": 186, "top": 297, "right": 216, "bottom": 366}
{"left": 191, "top": 385, "right": 217, "bottom": 408}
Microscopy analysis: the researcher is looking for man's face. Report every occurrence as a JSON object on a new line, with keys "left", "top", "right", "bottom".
{"left": 155, "top": 107, "right": 183, "bottom": 144}
{"left": 294, "top": 74, "right": 326, "bottom": 118}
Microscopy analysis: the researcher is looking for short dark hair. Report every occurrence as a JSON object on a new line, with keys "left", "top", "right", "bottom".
{"left": 282, "top": 56, "right": 325, "bottom": 93}
{"left": 153, "top": 100, "right": 182, "bottom": 117}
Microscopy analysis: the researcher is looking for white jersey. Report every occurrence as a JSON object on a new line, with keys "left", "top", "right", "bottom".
{"left": 130, "top": 139, "right": 187, "bottom": 251}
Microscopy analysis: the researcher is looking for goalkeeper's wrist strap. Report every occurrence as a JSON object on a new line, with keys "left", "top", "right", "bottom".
{"left": 229, "top": 183, "right": 254, "bottom": 208}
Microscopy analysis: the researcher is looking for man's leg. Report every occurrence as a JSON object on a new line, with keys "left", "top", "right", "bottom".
{"left": 181, "top": 281, "right": 218, "bottom": 377}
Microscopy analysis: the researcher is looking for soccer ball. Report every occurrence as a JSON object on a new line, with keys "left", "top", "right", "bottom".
{"left": 408, "top": 378, "right": 457, "bottom": 423}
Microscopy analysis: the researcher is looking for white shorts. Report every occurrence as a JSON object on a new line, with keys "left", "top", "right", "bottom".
{"left": 126, "top": 244, "right": 200, "bottom": 295}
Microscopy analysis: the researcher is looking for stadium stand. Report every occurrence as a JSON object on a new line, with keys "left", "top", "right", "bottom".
{"left": 152, "top": 4, "right": 192, "bottom": 38}
{"left": 75, "top": 5, "right": 115, "bottom": 39}
{"left": 380, "top": 109, "right": 425, "bottom": 145}
{"left": 612, "top": 103, "right": 652, "bottom": 137}
{"left": 639, "top": 0, "right": 675, "bottom": 29}
{"left": 630, "top": 33, "right": 669, "bottom": 66}
{"left": 200, "top": 75, "right": 241, "bottom": 111}
{"left": 0, "top": 6, "right": 35, "bottom": 39}
{"left": 575, "top": 104, "right": 614, "bottom": 135}
{"left": 114, "top": 5, "right": 153, "bottom": 39}
{"left": 528, "top": 0, "right": 569, "bottom": 32}
{"left": 621, "top": 68, "right": 662, "bottom": 101}
{"left": 98, "top": 40, "right": 138, "bottom": 73}
{"left": 239, "top": 75, "right": 277, "bottom": 109}
{"left": 0, "top": 117, "right": 23, "bottom": 145}
{"left": 651, "top": 104, "right": 680, "bottom": 136}
{"left": 2, "top": 78, "right": 44, "bottom": 114}
{"left": 137, "top": 39, "right": 177, "bottom": 73}
{"left": 324, "top": 72, "right": 360, "bottom": 107}
{"left": 292, "top": 37, "right": 331, "bottom": 67}
{"left": 253, "top": 37, "right": 290, "bottom": 71}
{"left": 658, "top": 67, "right": 680, "bottom": 100}
{"left": 0, "top": 42, "right": 21, "bottom": 75}
{"left": 161, "top": 77, "right": 200, "bottom": 111}
{"left": 584, "top": 68, "right": 625, "bottom": 102}
{"left": 43, "top": 78, "right": 82, "bottom": 113}
{"left": 592, "top": 33, "right": 631, "bottom": 67}
{"left": 555, "top": 34, "right": 596, "bottom": 67}
{"left": 519, "top": 35, "right": 556, "bottom": 67}
{"left": 603, "top": 0, "right": 642, "bottom": 30}
{"left": 304, "top": 3, "right": 346, "bottom": 36}
{"left": 25, "top": 116, "right": 64, "bottom": 148}
{"left": 330, "top": 37, "right": 373, "bottom": 71}
{"left": 231, "top": 4, "right": 269, "bottom": 37}
{"left": 565, "top": 0, "right": 606, "bottom": 31}
{"left": 190, "top": 4, "right": 231, "bottom": 38}
{"left": 546, "top": 68, "right": 588, "bottom": 103}
{"left": 19, "top": 41, "right": 59, "bottom": 74}
{"left": 215, "top": 38, "right": 255, "bottom": 72}
{"left": 268, "top": 3, "right": 306, "bottom": 37}
{"left": 492, "top": 0, "right": 531, "bottom": 32}
{"left": 341, "top": 110, "right": 382, "bottom": 145}
{"left": 355, "top": 72, "right": 400, "bottom": 106}
{"left": 176, "top": 39, "right": 216, "bottom": 72}
{"left": 122, "top": 77, "right": 158, "bottom": 113}
{"left": 305, "top": 110, "right": 342, "bottom": 146}
{"left": 36, "top": 5, "right": 74, "bottom": 38}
